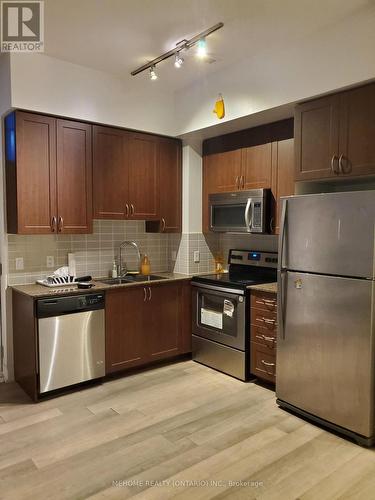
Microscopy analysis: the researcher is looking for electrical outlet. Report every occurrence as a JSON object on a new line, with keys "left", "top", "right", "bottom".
{"left": 171, "top": 251, "right": 177, "bottom": 261}
{"left": 15, "top": 257, "right": 24, "bottom": 270}
{"left": 193, "top": 250, "right": 200, "bottom": 263}
{"left": 46, "top": 256, "right": 54, "bottom": 268}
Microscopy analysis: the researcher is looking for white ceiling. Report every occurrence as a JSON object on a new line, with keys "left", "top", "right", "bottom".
{"left": 43, "top": 0, "right": 373, "bottom": 91}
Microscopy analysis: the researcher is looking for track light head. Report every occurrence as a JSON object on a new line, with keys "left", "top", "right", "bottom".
{"left": 196, "top": 39, "right": 207, "bottom": 58}
{"left": 174, "top": 53, "right": 184, "bottom": 68}
{"left": 149, "top": 66, "right": 158, "bottom": 80}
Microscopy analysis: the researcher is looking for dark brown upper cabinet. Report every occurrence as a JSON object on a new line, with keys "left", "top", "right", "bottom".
{"left": 5, "top": 111, "right": 92, "bottom": 234}
{"left": 270, "top": 139, "right": 295, "bottom": 235}
{"left": 295, "top": 83, "right": 375, "bottom": 181}
{"left": 128, "top": 132, "right": 159, "bottom": 220}
{"left": 241, "top": 143, "right": 272, "bottom": 190}
{"left": 93, "top": 128, "right": 171, "bottom": 222}
{"left": 56, "top": 119, "right": 92, "bottom": 233}
{"left": 93, "top": 125, "right": 129, "bottom": 219}
{"left": 146, "top": 137, "right": 182, "bottom": 233}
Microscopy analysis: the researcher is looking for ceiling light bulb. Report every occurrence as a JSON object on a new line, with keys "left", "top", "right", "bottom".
{"left": 174, "top": 53, "right": 184, "bottom": 68}
{"left": 197, "top": 39, "right": 207, "bottom": 58}
{"left": 149, "top": 66, "right": 158, "bottom": 80}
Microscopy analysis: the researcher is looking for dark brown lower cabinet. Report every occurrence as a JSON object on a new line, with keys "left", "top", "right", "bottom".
{"left": 250, "top": 290, "right": 277, "bottom": 383}
{"left": 106, "top": 280, "right": 192, "bottom": 374}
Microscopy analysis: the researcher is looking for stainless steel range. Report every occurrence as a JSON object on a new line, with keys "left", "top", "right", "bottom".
{"left": 191, "top": 249, "right": 277, "bottom": 380}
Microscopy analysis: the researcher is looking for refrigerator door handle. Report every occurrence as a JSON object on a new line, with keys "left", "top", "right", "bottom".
{"left": 278, "top": 270, "right": 287, "bottom": 340}
{"left": 245, "top": 198, "right": 252, "bottom": 231}
{"left": 278, "top": 199, "right": 288, "bottom": 271}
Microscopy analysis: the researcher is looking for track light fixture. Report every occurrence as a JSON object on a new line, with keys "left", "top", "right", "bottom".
{"left": 149, "top": 66, "right": 158, "bottom": 80}
{"left": 131, "top": 22, "right": 224, "bottom": 78}
{"left": 174, "top": 53, "right": 184, "bottom": 68}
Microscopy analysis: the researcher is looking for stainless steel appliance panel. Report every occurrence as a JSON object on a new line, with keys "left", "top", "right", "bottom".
{"left": 192, "top": 335, "right": 246, "bottom": 380}
{"left": 280, "top": 191, "right": 375, "bottom": 279}
{"left": 192, "top": 284, "right": 246, "bottom": 350}
{"left": 276, "top": 271, "right": 375, "bottom": 437}
{"left": 38, "top": 309, "right": 105, "bottom": 393}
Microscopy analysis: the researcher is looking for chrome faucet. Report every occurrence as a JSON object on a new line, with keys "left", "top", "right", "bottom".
{"left": 119, "top": 241, "right": 141, "bottom": 277}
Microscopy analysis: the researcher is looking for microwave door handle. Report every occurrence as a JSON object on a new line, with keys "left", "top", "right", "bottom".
{"left": 245, "top": 198, "right": 252, "bottom": 232}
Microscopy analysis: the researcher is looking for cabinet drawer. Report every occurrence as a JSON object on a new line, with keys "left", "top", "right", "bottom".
{"left": 251, "top": 291, "right": 277, "bottom": 312}
{"left": 250, "top": 341, "right": 276, "bottom": 383}
{"left": 250, "top": 324, "right": 277, "bottom": 349}
{"left": 251, "top": 307, "right": 277, "bottom": 331}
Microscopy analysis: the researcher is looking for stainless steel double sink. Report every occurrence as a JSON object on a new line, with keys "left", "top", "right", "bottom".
{"left": 99, "top": 274, "right": 168, "bottom": 286}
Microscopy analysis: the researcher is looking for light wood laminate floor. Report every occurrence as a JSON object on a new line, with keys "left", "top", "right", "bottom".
{"left": 1, "top": 360, "right": 375, "bottom": 500}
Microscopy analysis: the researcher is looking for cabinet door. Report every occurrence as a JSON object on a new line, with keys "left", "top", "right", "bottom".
{"left": 202, "top": 149, "right": 242, "bottom": 232}
{"left": 93, "top": 125, "right": 129, "bottom": 219}
{"left": 339, "top": 83, "right": 375, "bottom": 176}
{"left": 128, "top": 133, "right": 159, "bottom": 220}
{"left": 146, "top": 283, "right": 181, "bottom": 361}
{"left": 159, "top": 138, "right": 182, "bottom": 232}
{"left": 294, "top": 95, "right": 340, "bottom": 181}
{"left": 105, "top": 287, "right": 145, "bottom": 373}
{"left": 14, "top": 112, "right": 57, "bottom": 234}
{"left": 56, "top": 120, "right": 92, "bottom": 233}
{"left": 271, "top": 139, "right": 295, "bottom": 234}
{"left": 242, "top": 143, "right": 272, "bottom": 189}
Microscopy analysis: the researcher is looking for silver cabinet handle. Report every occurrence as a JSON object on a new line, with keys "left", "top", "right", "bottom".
{"left": 143, "top": 287, "right": 147, "bottom": 302}
{"left": 235, "top": 176, "right": 239, "bottom": 189}
{"left": 245, "top": 198, "right": 252, "bottom": 231}
{"left": 261, "top": 360, "right": 276, "bottom": 367}
{"left": 130, "top": 204, "right": 135, "bottom": 216}
{"left": 58, "top": 216, "right": 64, "bottom": 232}
{"left": 125, "top": 204, "right": 129, "bottom": 218}
{"left": 331, "top": 155, "right": 339, "bottom": 174}
{"left": 148, "top": 287, "right": 152, "bottom": 301}
{"left": 263, "top": 318, "right": 276, "bottom": 325}
{"left": 338, "top": 154, "right": 350, "bottom": 174}
{"left": 256, "top": 334, "right": 276, "bottom": 343}
{"left": 51, "top": 216, "right": 57, "bottom": 232}
{"left": 161, "top": 218, "right": 166, "bottom": 232}
{"left": 255, "top": 299, "right": 276, "bottom": 308}
{"left": 338, "top": 154, "right": 344, "bottom": 174}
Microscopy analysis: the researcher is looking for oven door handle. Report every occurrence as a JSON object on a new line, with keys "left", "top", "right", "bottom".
{"left": 191, "top": 281, "right": 245, "bottom": 296}
{"left": 245, "top": 198, "right": 252, "bottom": 232}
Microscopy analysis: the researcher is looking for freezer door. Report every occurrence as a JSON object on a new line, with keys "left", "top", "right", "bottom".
{"left": 276, "top": 271, "right": 375, "bottom": 437}
{"left": 280, "top": 191, "right": 375, "bottom": 278}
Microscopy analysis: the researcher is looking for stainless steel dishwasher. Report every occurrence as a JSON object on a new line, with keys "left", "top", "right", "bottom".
{"left": 36, "top": 293, "right": 105, "bottom": 394}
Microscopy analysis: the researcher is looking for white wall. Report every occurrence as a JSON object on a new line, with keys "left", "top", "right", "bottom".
{"left": 174, "top": 4, "right": 375, "bottom": 135}
{"left": 0, "top": 54, "right": 12, "bottom": 381}
{"left": 182, "top": 145, "right": 202, "bottom": 234}
{"left": 10, "top": 53, "right": 176, "bottom": 136}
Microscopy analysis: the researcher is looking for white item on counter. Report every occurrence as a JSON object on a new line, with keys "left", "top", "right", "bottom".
{"left": 112, "top": 261, "right": 118, "bottom": 278}
{"left": 68, "top": 253, "right": 77, "bottom": 278}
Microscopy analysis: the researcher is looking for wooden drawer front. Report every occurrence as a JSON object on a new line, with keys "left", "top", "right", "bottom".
{"left": 251, "top": 324, "right": 277, "bottom": 349}
{"left": 250, "top": 342, "right": 276, "bottom": 383}
{"left": 251, "top": 291, "right": 277, "bottom": 312}
{"left": 251, "top": 308, "right": 277, "bottom": 332}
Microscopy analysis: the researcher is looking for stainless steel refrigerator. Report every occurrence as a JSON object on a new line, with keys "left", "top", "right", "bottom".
{"left": 276, "top": 190, "right": 375, "bottom": 446}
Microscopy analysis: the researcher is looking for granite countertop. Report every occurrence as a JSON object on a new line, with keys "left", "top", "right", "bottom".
{"left": 247, "top": 282, "right": 277, "bottom": 294}
{"left": 10, "top": 272, "right": 193, "bottom": 299}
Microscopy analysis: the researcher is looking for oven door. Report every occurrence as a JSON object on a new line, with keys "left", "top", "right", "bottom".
{"left": 192, "top": 283, "right": 246, "bottom": 350}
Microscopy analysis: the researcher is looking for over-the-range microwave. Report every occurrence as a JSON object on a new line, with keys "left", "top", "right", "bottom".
{"left": 209, "top": 189, "right": 270, "bottom": 233}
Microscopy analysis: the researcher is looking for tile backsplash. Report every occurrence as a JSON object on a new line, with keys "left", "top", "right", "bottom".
{"left": 8, "top": 220, "right": 170, "bottom": 285}
{"left": 7, "top": 223, "right": 278, "bottom": 286}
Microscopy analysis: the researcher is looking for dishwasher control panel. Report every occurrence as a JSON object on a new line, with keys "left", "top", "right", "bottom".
{"left": 37, "top": 293, "right": 105, "bottom": 318}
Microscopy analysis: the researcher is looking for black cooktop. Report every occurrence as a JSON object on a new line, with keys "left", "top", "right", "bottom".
{"left": 191, "top": 249, "right": 278, "bottom": 291}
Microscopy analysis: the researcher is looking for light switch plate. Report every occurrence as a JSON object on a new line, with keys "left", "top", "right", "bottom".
{"left": 15, "top": 257, "right": 24, "bottom": 270}
{"left": 193, "top": 250, "right": 200, "bottom": 263}
{"left": 46, "top": 256, "right": 54, "bottom": 268}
